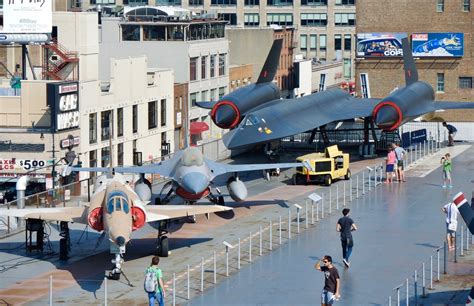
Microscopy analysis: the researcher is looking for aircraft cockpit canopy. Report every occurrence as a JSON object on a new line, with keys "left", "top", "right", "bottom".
{"left": 182, "top": 147, "right": 204, "bottom": 167}
{"left": 107, "top": 191, "right": 130, "bottom": 214}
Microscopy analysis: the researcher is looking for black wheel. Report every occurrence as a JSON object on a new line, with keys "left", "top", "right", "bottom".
{"left": 218, "top": 196, "right": 225, "bottom": 205}
{"left": 344, "top": 169, "right": 351, "bottom": 180}
{"left": 324, "top": 175, "right": 332, "bottom": 186}
{"left": 155, "top": 197, "right": 162, "bottom": 205}
{"left": 293, "top": 174, "right": 306, "bottom": 185}
{"left": 157, "top": 236, "right": 169, "bottom": 257}
{"left": 186, "top": 215, "right": 197, "bottom": 223}
{"left": 108, "top": 271, "right": 121, "bottom": 280}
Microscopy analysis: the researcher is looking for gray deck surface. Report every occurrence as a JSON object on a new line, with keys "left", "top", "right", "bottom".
{"left": 189, "top": 145, "right": 474, "bottom": 306}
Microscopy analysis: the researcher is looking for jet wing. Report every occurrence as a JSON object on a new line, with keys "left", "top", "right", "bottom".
{"left": 223, "top": 88, "right": 380, "bottom": 149}
{"left": 204, "top": 159, "right": 303, "bottom": 177}
{"left": 113, "top": 151, "right": 184, "bottom": 178}
{"left": 145, "top": 204, "right": 232, "bottom": 222}
{"left": 0, "top": 207, "right": 88, "bottom": 224}
{"left": 431, "top": 101, "right": 474, "bottom": 111}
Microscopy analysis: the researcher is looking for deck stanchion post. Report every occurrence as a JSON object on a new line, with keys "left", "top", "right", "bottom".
{"left": 269, "top": 221, "right": 273, "bottom": 250}
{"left": 187, "top": 264, "right": 190, "bottom": 300}
{"left": 249, "top": 232, "right": 252, "bottom": 262}
{"left": 305, "top": 202, "right": 309, "bottom": 228}
{"left": 173, "top": 272, "right": 176, "bottom": 306}
{"left": 49, "top": 275, "right": 53, "bottom": 306}
{"left": 279, "top": 216, "right": 282, "bottom": 245}
{"left": 104, "top": 277, "right": 107, "bottom": 306}
{"left": 238, "top": 238, "right": 241, "bottom": 269}
{"left": 259, "top": 225, "right": 263, "bottom": 256}
{"left": 430, "top": 256, "right": 433, "bottom": 289}
{"left": 200, "top": 257, "right": 204, "bottom": 292}
{"left": 288, "top": 209, "right": 291, "bottom": 239}
{"left": 214, "top": 251, "right": 217, "bottom": 283}
{"left": 336, "top": 185, "right": 339, "bottom": 210}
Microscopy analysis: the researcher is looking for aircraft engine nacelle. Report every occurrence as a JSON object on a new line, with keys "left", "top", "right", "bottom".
{"left": 211, "top": 100, "right": 241, "bottom": 129}
{"left": 131, "top": 200, "right": 147, "bottom": 231}
{"left": 227, "top": 177, "right": 248, "bottom": 202}
{"left": 88, "top": 207, "right": 104, "bottom": 232}
{"left": 135, "top": 179, "right": 152, "bottom": 202}
{"left": 372, "top": 100, "right": 403, "bottom": 131}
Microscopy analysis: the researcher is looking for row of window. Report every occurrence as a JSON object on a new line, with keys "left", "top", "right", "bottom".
{"left": 436, "top": 0, "right": 470, "bottom": 12}
{"left": 93, "top": 0, "right": 355, "bottom": 5}
{"left": 89, "top": 100, "right": 167, "bottom": 145}
{"left": 190, "top": 87, "right": 227, "bottom": 107}
{"left": 437, "top": 74, "right": 474, "bottom": 92}
{"left": 241, "top": 13, "right": 355, "bottom": 27}
{"left": 190, "top": 54, "right": 226, "bottom": 81}
{"left": 300, "top": 34, "right": 352, "bottom": 52}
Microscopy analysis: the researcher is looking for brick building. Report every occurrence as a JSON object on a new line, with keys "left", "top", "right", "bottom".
{"left": 355, "top": 0, "right": 474, "bottom": 121}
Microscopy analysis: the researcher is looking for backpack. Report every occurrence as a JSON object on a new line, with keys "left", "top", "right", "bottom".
{"left": 144, "top": 268, "right": 158, "bottom": 293}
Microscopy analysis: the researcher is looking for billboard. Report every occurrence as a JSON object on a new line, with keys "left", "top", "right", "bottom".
{"left": 47, "top": 82, "right": 80, "bottom": 132}
{"left": 412, "top": 33, "right": 464, "bottom": 57}
{"left": 357, "top": 33, "right": 406, "bottom": 58}
{"left": 3, "top": 0, "right": 52, "bottom": 34}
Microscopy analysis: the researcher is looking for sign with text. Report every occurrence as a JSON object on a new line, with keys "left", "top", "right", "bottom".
{"left": 412, "top": 33, "right": 464, "bottom": 57}
{"left": 0, "top": 158, "right": 51, "bottom": 171}
{"left": 357, "top": 33, "right": 406, "bottom": 58}
{"left": 3, "top": 0, "right": 52, "bottom": 34}
{"left": 47, "top": 82, "right": 80, "bottom": 132}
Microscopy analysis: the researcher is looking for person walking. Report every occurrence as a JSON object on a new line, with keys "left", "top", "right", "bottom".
{"left": 442, "top": 201, "right": 459, "bottom": 251}
{"left": 392, "top": 143, "right": 407, "bottom": 182}
{"left": 385, "top": 146, "right": 396, "bottom": 183}
{"left": 442, "top": 122, "right": 457, "bottom": 146}
{"left": 144, "top": 256, "right": 166, "bottom": 306}
{"left": 315, "top": 255, "right": 340, "bottom": 306}
{"left": 440, "top": 153, "right": 452, "bottom": 188}
{"left": 337, "top": 208, "right": 357, "bottom": 268}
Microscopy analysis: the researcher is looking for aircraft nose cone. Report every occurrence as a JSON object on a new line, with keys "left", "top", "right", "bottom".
{"left": 116, "top": 236, "right": 126, "bottom": 246}
{"left": 375, "top": 106, "right": 398, "bottom": 127}
{"left": 215, "top": 104, "right": 237, "bottom": 128}
{"left": 182, "top": 172, "right": 209, "bottom": 194}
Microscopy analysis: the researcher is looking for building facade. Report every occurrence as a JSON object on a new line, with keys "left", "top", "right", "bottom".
{"left": 355, "top": 0, "right": 474, "bottom": 121}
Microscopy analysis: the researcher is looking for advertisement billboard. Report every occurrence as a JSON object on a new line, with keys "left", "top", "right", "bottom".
{"left": 3, "top": 0, "right": 52, "bottom": 34}
{"left": 357, "top": 33, "right": 406, "bottom": 58}
{"left": 412, "top": 33, "right": 464, "bottom": 57}
{"left": 47, "top": 82, "right": 80, "bottom": 132}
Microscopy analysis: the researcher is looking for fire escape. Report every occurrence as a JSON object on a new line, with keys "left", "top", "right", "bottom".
{"left": 42, "top": 40, "right": 79, "bottom": 81}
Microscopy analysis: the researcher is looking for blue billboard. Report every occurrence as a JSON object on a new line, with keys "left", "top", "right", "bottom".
{"left": 356, "top": 33, "right": 406, "bottom": 58}
{"left": 412, "top": 33, "right": 464, "bottom": 57}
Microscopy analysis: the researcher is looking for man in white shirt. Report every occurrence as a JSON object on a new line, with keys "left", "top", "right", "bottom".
{"left": 442, "top": 202, "right": 459, "bottom": 251}
{"left": 392, "top": 143, "right": 407, "bottom": 182}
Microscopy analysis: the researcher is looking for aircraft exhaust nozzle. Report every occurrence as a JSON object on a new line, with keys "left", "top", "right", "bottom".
{"left": 181, "top": 172, "right": 209, "bottom": 194}
{"left": 116, "top": 236, "right": 126, "bottom": 246}
{"left": 372, "top": 101, "right": 403, "bottom": 131}
{"left": 211, "top": 100, "right": 241, "bottom": 129}
{"left": 227, "top": 177, "right": 248, "bottom": 202}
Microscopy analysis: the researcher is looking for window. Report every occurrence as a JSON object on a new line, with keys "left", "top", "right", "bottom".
{"left": 436, "top": 0, "right": 444, "bottom": 12}
{"left": 143, "top": 26, "right": 165, "bottom": 41}
{"left": 344, "top": 58, "right": 351, "bottom": 79}
{"left": 148, "top": 101, "right": 158, "bottom": 129}
{"left": 300, "top": 35, "right": 307, "bottom": 50}
{"left": 319, "top": 74, "right": 326, "bottom": 91}
{"left": 156, "top": 0, "right": 181, "bottom": 4}
{"left": 117, "top": 108, "right": 123, "bottom": 137}
{"left": 117, "top": 143, "right": 124, "bottom": 166}
{"left": 122, "top": 25, "right": 140, "bottom": 41}
{"left": 201, "top": 56, "right": 207, "bottom": 79}
{"left": 218, "top": 87, "right": 226, "bottom": 98}
{"left": 344, "top": 34, "right": 352, "bottom": 51}
{"left": 245, "top": 0, "right": 259, "bottom": 5}
{"left": 244, "top": 13, "right": 260, "bottom": 26}
{"left": 190, "top": 57, "right": 198, "bottom": 81}
{"left": 463, "top": 0, "right": 470, "bottom": 11}
{"left": 211, "top": 0, "right": 236, "bottom": 4}
{"left": 334, "top": 13, "right": 356, "bottom": 26}
{"left": 160, "top": 99, "right": 167, "bottom": 126}
{"left": 89, "top": 113, "right": 97, "bottom": 144}
{"left": 219, "top": 54, "right": 226, "bottom": 76}
{"left": 210, "top": 88, "right": 217, "bottom": 101}
{"left": 310, "top": 35, "right": 317, "bottom": 50}
{"left": 319, "top": 34, "right": 327, "bottom": 50}
{"left": 360, "top": 73, "right": 371, "bottom": 98}
{"left": 267, "top": 13, "right": 293, "bottom": 26}
{"left": 301, "top": 0, "right": 326, "bottom": 5}
{"left": 89, "top": 150, "right": 97, "bottom": 168}
{"left": 132, "top": 105, "right": 138, "bottom": 133}
{"left": 218, "top": 13, "right": 237, "bottom": 25}
{"left": 300, "top": 13, "right": 327, "bottom": 26}
{"left": 91, "top": 0, "right": 115, "bottom": 4}
{"left": 189, "top": 0, "right": 203, "bottom": 4}
{"left": 459, "top": 77, "right": 473, "bottom": 89}
{"left": 101, "top": 147, "right": 110, "bottom": 167}
{"left": 335, "top": 34, "right": 342, "bottom": 50}
{"left": 437, "top": 73, "right": 445, "bottom": 92}
{"left": 267, "top": 0, "right": 292, "bottom": 5}
{"left": 335, "top": 0, "right": 354, "bottom": 4}
{"left": 190, "top": 92, "right": 198, "bottom": 108}
{"left": 210, "top": 55, "right": 216, "bottom": 78}
{"left": 201, "top": 90, "right": 208, "bottom": 103}
{"left": 101, "top": 110, "right": 111, "bottom": 141}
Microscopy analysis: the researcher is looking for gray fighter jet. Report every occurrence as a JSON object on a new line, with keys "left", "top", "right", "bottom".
{"left": 77, "top": 146, "right": 304, "bottom": 206}
{"left": 221, "top": 37, "right": 474, "bottom": 149}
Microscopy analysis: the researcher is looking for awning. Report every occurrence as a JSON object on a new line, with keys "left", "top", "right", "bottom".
{"left": 190, "top": 122, "right": 209, "bottom": 134}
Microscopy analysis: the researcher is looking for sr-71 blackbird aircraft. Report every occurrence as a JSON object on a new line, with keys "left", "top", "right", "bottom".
{"left": 200, "top": 37, "right": 474, "bottom": 149}
{"left": 0, "top": 172, "right": 230, "bottom": 280}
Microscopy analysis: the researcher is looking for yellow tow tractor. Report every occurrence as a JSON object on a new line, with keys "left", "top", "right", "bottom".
{"left": 293, "top": 145, "right": 351, "bottom": 186}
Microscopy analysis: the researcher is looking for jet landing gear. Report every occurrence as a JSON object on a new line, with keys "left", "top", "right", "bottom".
{"left": 207, "top": 187, "right": 225, "bottom": 206}
{"left": 156, "top": 222, "right": 170, "bottom": 257}
{"left": 108, "top": 245, "right": 133, "bottom": 286}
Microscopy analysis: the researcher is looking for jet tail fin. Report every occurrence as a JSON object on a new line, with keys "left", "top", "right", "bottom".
{"left": 256, "top": 39, "right": 283, "bottom": 84}
{"left": 402, "top": 37, "right": 418, "bottom": 85}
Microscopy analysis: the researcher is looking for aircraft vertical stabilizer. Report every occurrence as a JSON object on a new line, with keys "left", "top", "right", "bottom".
{"left": 402, "top": 37, "right": 418, "bottom": 86}
{"left": 256, "top": 39, "right": 283, "bottom": 84}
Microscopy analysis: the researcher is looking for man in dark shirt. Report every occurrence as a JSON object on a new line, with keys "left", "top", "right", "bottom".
{"left": 337, "top": 208, "right": 357, "bottom": 268}
{"left": 315, "top": 255, "right": 340, "bottom": 306}
{"left": 442, "top": 122, "right": 457, "bottom": 146}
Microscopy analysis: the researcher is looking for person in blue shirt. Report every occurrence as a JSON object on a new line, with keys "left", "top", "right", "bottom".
{"left": 442, "top": 122, "right": 457, "bottom": 146}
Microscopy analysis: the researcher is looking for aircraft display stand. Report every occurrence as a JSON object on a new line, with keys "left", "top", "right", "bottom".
{"left": 25, "top": 219, "right": 45, "bottom": 253}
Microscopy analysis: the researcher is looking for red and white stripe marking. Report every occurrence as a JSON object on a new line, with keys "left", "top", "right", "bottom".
{"left": 453, "top": 192, "right": 468, "bottom": 208}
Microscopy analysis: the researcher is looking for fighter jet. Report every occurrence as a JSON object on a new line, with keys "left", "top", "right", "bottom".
{"left": 221, "top": 37, "right": 474, "bottom": 149}
{"left": 81, "top": 147, "right": 305, "bottom": 207}
{"left": 453, "top": 192, "right": 474, "bottom": 235}
{"left": 0, "top": 172, "right": 231, "bottom": 280}
{"left": 196, "top": 39, "right": 283, "bottom": 129}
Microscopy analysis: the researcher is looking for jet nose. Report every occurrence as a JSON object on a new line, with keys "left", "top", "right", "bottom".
{"left": 116, "top": 236, "right": 126, "bottom": 246}
{"left": 181, "top": 172, "right": 209, "bottom": 194}
{"left": 215, "top": 104, "right": 237, "bottom": 128}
